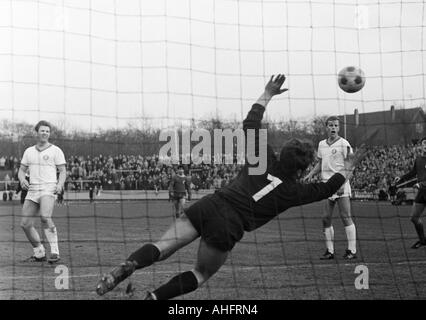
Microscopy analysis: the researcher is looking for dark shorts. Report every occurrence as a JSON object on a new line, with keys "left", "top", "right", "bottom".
{"left": 173, "top": 192, "right": 186, "bottom": 201}
{"left": 414, "top": 188, "right": 426, "bottom": 204}
{"left": 184, "top": 193, "right": 245, "bottom": 252}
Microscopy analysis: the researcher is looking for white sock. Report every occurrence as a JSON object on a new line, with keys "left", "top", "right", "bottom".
{"left": 44, "top": 227, "right": 59, "bottom": 255}
{"left": 33, "top": 244, "right": 45, "bottom": 258}
{"left": 324, "top": 226, "right": 334, "bottom": 254}
{"left": 345, "top": 224, "right": 357, "bottom": 253}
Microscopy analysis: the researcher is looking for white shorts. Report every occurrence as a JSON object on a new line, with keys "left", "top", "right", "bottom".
{"left": 26, "top": 184, "right": 56, "bottom": 204}
{"left": 328, "top": 180, "right": 351, "bottom": 201}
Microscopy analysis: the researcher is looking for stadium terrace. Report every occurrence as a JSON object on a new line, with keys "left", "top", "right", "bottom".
{"left": 159, "top": 128, "right": 268, "bottom": 175}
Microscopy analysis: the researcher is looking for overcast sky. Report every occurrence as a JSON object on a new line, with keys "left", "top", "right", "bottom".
{"left": 0, "top": 0, "right": 425, "bottom": 132}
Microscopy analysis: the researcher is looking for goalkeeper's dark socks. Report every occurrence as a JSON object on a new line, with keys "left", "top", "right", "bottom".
{"left": 152, "top": 271, "right": 199, "bottom": 300}
{"left": 127, "top": 243, "right": 160, "bottom": 270}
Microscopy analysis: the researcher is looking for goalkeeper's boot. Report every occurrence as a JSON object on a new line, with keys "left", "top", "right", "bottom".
{"left": 320, "top": 250, "right": 334, "bottom": 260}
{"left": 411, "top": 240, "right": 426, "bottom": 249}
{"left": 343, "top": 249, "right": 357, "bottom": 260}
{"left": 96, "top": 261, "right": 136, "bottom": 296}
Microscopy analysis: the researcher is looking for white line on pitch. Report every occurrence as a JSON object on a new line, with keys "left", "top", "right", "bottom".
{"left": 1, "top": 259, "right": 426, "bottom": 280}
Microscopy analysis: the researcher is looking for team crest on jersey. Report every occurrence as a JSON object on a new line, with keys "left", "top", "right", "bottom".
{"left": 332, "top": 149, "right": 337, "bottom": 154}
{"left": 43, "top": 155, "right": 49, "bottom": 160}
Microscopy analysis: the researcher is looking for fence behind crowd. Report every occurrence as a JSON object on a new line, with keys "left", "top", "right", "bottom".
{"left": 0, "top": 179, "right": 417, "bottom": 203}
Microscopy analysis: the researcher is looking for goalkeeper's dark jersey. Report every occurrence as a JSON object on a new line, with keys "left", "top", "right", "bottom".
{"left": 170, "top": 175, "right": 190, "bottom": 194}
{"left": 217, "top": 104, "right": 345, "bottom": 232}
{"left": 400, "top": 155, "right": 426, "bottom": 187}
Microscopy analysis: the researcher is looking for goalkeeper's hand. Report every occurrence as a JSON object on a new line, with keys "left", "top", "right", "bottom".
{"left": 414, "top": 183, "right": 420, "bottom": 190}
{"left": 264, "top": 74, "right": 288, "bottom": 97}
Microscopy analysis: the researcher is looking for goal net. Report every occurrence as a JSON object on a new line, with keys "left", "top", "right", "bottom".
{"left": 0, "top": 0, "right": 425, "bottom": 300}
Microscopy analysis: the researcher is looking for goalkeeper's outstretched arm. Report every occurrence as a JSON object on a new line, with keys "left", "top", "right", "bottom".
{"left": 243, "top": 74, "right": 288, "bottom": 133}
{"left": 255, "top": 74, "right": 288, "bottom": 108}
{"left": 242, "top": 74, "right": 288, "bottom": 170}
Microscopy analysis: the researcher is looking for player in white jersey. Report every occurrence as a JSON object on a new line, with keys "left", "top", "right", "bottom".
{"left": 304, "top": 116, "right": 357, "bottom": 260}
{"left": 18, "top": 120, "right": 66, "bottom": 263}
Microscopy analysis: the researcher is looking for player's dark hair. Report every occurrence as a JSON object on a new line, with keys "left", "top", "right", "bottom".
{"left": 279, "top": 139, "right": 315, "bottom": 178}
{"left": 34, "top": 120, "right": 51, "bottom": 132}
{"left": 325, "top": 116, "right": 340, "bottom": 126}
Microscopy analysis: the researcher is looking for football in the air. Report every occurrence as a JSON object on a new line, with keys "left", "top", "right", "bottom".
{"left": 338, "top": 66, "right": 366, "bottom": 93}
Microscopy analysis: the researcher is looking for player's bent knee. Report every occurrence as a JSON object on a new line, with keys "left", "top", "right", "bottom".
{"left": 20, "top": 219, "right": 32, "bottom": 229}
{"left": 194, "top": 265, "right": 216, "bottom": 283}
{"left": 322, "top": 216, "right": 332, "bottom": 228}
{"left": 40, "top": 216, "right": 54, "bottom": 228}
{"left": 155, "top": 216, "right": 199, "bottom": 259}
{"left": 342, "top": 217, "right": 353, "bottom": 226}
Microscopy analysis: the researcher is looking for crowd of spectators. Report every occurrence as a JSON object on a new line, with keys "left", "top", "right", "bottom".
{"left": 0, "top": 155, "right": 20, "bottom": 174}
{"left": 64, "top": 154, "right": 242, "bottom": 192}
{"left": 351, "top": 144, "right": 419, "bottom": 191}
{"left": 0, "top": 144, "right": 421, "bottom": 195}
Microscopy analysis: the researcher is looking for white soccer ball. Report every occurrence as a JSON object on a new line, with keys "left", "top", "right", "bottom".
{"left": 338, "top": 66, "right": 366, "bottom": 93}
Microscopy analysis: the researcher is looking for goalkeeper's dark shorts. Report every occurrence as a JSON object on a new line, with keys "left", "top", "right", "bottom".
{"left": 172, "top": 192, "right": 186, "bottom": 201}
{"left": 184, "top": 193, "right": 244, "bottom": 252}
{"left": 414, "top": 187, "right": 426, "bottom": 204}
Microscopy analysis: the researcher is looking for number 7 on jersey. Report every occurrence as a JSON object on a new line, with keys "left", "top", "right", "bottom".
{"left": 252, "top": 174, "right": 283, "bottom": 202}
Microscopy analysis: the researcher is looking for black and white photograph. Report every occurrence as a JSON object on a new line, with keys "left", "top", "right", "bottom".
{"left": 0, "top": 0, "right": 426, "bottom": 303}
